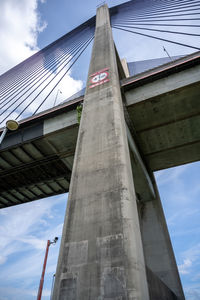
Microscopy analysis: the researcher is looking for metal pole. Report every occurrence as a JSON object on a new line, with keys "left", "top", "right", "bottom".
{"left": 163, "top": 46, "right": 173, "bottom": 62}
{"left": 0, "top": 127, "right": 8, "bottom": 145}
{"left": 50, "top": 274, "right": 56, "bottom": 300}
{"left": 37, "top": 240, "right": 50, "bottom": 300}
{"left": 53, "top": 89, "right": 62, "bottom": 106}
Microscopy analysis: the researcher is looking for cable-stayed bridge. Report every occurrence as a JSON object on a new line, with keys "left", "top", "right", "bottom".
{"left": 1, "top": 0, "right": 200, "bottom": 126}
{"left": 0, "top": 51, "right": 200, "bottom": 209}
{"left": 0, "top": 0, "right": 200, "bottom": 299}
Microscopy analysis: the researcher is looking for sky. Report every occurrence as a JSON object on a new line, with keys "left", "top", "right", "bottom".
{"left": 0, "top": 0, "right": 199, "bottom": 299}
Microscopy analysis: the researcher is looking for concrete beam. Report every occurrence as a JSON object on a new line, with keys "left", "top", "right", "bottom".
{"left": 125, "top": 64, "right": 200, "bottom": 106}
{"left": 125, "top": 62, "right": 200, "bottom": 171}
{"left": 121, "top": 58, "right": 130, "bottom": 78}
{"left": 126, "top": 124, "right": 155, "bottom": 199}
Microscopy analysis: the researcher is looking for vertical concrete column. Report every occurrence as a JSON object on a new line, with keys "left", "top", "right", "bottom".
{"left": 52, "top": 5, "right": 149, "bottom": 299}
{"left": 138, "top": 176, "right": 185, "bottom": 299}
{"left": 128, "top": 135, "right": 185, "bottom": 298}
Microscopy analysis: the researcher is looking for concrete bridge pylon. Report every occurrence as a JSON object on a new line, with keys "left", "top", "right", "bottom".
{"left": 52, "top": 5, "right": 185, "bottom": 299}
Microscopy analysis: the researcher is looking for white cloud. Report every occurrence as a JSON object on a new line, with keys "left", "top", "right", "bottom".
{"left": 40, "top": 0, "right": 47, "bottom": 3}
{"left": 0, "top": 195, "right": 66, "bottom": 268}
{"left": 182, "top": 244, "right": 200, "bottom": 265}
{"left": 155, "top": 164, "right": 189, "bottom": 186}
{"left": 167, "top": 208, "right": 200, "bottom": 227}
{"left": 0, "top": 0, "right": 83, "bottom": 126}
{"left": 21, "top": 66, "right": 83, "bottom": 116}
{"left": 0, "top": 255, "right": 7, "bottom": 265}
{"left": 155, "top": 163, "right": 200, "bottom": 299}
{"left": 0, "top": 194, "right": 66, "bottom": 300}
{"left": 184, "top": 284, "right": 200, "bottom": 300}
{"left": 0, "top": 286, "right": 51, "bottom": 299}
{"left": 179, "top": 259, "right": 192, "bottom": 275}
{"left": 178, "top": 243, "right": 200, "bottom": 277}
{"left": 0, "top": 0, "right": 47, "bottom": 75}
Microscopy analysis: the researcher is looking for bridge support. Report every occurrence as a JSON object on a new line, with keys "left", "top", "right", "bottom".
{"left": 129, "top": 147, "right": 185, "bottom": 299}
{"left": 127, "top": 126, "right": 185, "bottom": 299}
{"left": 139, "top": 179, "right": 185, "bottom": 299}
{"left": 52, "top": 4, "right": 184, "bottom": 299}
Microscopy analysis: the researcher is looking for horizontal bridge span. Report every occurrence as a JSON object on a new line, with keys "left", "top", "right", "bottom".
{"left": 124, "top": 51, "right": 200, "bottom": 171}
{"left": 0, "top": 52, "right": 200, "bottom": 208}
{"left": 0, "top": 98, "right": 81, "bottom": 208}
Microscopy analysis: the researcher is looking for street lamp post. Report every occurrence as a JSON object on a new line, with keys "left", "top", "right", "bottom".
{"left": 37, "top": 237, "right": 58, "bottom": 300}
{"left": 53, "top": 89, "right": 62, "bottom": 106}
{"left": 50, "top": 274, "right": 56, "bottom": 300}
{"left": 0, "top": 119, "right": 19, "bottom": 145}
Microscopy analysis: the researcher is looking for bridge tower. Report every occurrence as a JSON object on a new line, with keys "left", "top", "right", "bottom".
{"left": 52, "top": 5, "right": 185, "bottom": 299}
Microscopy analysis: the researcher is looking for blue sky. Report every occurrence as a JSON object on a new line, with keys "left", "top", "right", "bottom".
{"left": 0, "top": 0, "right": 199, "bottom": 299}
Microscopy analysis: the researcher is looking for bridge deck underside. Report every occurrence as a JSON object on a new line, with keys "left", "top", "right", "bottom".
{"left": 0, "top": 54, "right": 199, "bottom": 208}
{"left": 0, "top": 112, "right": 79, "bottom": 208}
{"left": 126, "top": 80, "right": 200, "bottom": 171}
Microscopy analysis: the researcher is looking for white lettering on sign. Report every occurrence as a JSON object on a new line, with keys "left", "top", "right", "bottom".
{"left": 89, "top": 68, "right": 110, "bottom": 89}
{"left": 91, "top": 72, "right": 108, "bottom": 83}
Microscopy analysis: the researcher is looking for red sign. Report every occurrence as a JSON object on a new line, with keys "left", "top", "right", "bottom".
{"left": 89, "top": 68, "right": 110, "bottom": 89}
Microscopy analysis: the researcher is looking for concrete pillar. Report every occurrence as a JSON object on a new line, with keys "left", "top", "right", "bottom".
{"left": 139, "top": 177, "right": 185, "bottom": 299}
{"left": 128, "top": 147, "right": 185, "bottom": 299}
{"left": 52, "top": 4, "right": 149, "bottom": 300}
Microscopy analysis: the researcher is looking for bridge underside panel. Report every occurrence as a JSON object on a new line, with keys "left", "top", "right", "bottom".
{"left": 0, "top": 109, "right": 79, "bottom": 208}
{"left": 125, "top": 63, "right": 200, "bottom": 171}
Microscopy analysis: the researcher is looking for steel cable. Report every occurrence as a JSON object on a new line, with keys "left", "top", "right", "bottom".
{"left": 113, "top": 24, "right": 200, "bottom": 37}
{"left": 113, "top": 22, "right": 200, "bottom": 28}
{"left": 0, "top": 29, "right": 93, "bottom": 97}
{"left": 0, "top": 34, "right": 92, "bottom": 119}
{"left": 0, "top": 34, "right": 89, "bottom": 107}
{"left": 114, "top": 11, "right": 200, "bottom": 23}
{"left": 32, "top": 36, "right": 94, "bottom": 116}
{"left": 111, "top": 0, "right": 200, "bottom": 21}
{"left": 0, "top": 34, "right": 94, "bottom": 123}
{"left": 112, "top": 26, "right": 200, "bottom": 51}
{"left": 0, "top": 43, "right": 76, "bottom": 99}
{"left": 114, "top": 17, "right": 200, "bottom": 23}
{"left": 113, "top": 8, "right": 200, "bottom": 20}
{"left": 0, "top": 17, "right": 95, "bottom": 93}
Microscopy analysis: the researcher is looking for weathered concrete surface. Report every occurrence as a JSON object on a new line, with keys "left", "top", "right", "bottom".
{"left": 121, "top": 58, "right": 130, "bottom": 78}
{"left": 146, "top": 267, "right": 178, "bottom": 300}
{"left": 0, "top": 106, "right": 79, "bottom": 208}
{"left": 128, "top": 143, "right": 184, "bottom": 299}
{"left": 124, "top": 60, "right": 200, "bottom": 170}
{"left": 140, "top": 197, "right": 184, "bottom": 299}
{"left": 52, "top": 5, "right": 149, "bottom": 300}
{"left": 138, "top": 176, "right": 184, "bottom": 298}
